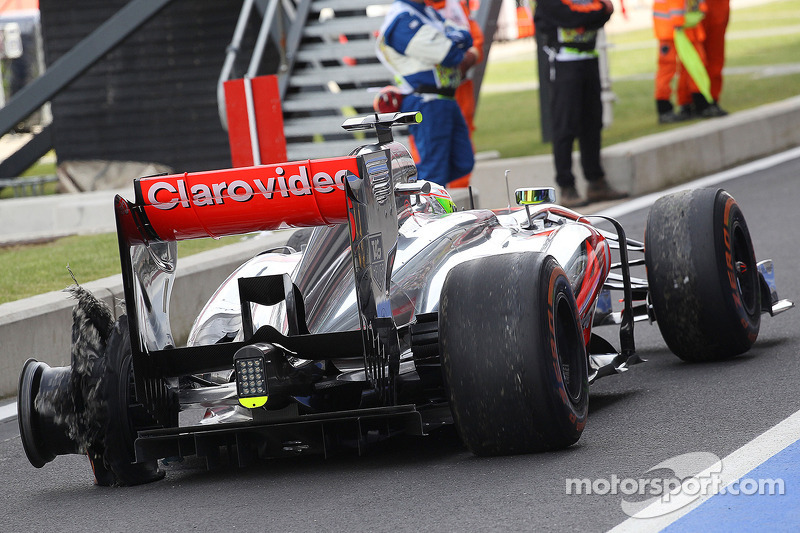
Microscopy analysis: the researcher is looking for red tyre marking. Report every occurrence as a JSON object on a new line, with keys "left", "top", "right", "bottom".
{"left": 548, "top": 266, "right": 582, "bottom": 419}
{"left": 722, "top": 197, "right": 743, "bottom": 310}
{"left": 722, "top": 196, "right": 758, "bottom": 342}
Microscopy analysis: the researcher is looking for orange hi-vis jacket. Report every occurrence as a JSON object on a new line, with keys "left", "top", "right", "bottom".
{"left": 653, "top": 0, "right": 707, "bottom": 105}
{"left": 653, "top": 0, "right": 707, "bottom": 41}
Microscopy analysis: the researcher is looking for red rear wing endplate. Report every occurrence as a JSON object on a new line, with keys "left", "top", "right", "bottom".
{"left": 134, "top": 156, "right": 360, "bottom": 240}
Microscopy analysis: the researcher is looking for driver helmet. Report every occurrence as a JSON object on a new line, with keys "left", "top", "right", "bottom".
{"left": 424, "top": 183, "right": 457, "bottom": 213}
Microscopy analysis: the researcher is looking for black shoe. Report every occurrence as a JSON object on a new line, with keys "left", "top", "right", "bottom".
{"left": 674, "top": 106, "right": 696, "bottom": 121}
{"left": 656, "top": 99, "right": 677, "bottom": 124}
{"left": 586, "top": 179, "right": 628, "bottom": 203}
{"left": 559, "top": 186, "right": 588, "bottom": 208}
{"left": 702, "top": 102, "right": 728, "bottom": 118}
{"left": 691, "top": 93, "right": 710, "bottom": 116}
{"left": 659, "top": 112, "right": 682, "bottom": 124}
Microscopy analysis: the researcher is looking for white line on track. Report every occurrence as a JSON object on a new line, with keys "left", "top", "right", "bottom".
{"left": 608, "top": 408, "right": 800, "bottom": 532}
{"left": 0, "top": 402, "right": 17, "bottom": 423}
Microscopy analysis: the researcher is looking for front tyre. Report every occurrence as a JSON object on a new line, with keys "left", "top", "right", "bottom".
{"left": 440, "top": 252, "right": 588, "bottom": 455}
{"left": 645, "top": 188, "right": 760, "bottom": 361}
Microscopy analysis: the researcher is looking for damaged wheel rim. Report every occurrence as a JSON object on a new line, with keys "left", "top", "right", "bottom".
{"left": 18, "top": 358, "right": 81, "bottom": 468}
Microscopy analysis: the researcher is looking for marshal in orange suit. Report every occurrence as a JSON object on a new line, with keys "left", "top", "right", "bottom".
{"left": 653, "top": 0, "right": 708, "bottom": 122}
{"left": 701, "top": 0, "right": 730, "bottom": 114}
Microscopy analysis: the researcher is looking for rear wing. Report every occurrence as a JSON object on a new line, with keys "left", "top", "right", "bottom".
{"left": 132, "top": 157, "right": 359, "bottom": 241}
{"left": 113, "top": 111, "right": 422, "bottom": 423}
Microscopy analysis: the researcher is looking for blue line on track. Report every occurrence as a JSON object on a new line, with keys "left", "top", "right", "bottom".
{"left": 663, "top": 439, "right": 800, "bottom": 532}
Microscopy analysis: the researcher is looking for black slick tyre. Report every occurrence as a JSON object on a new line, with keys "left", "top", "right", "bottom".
{"left": 645, "top": 188, "right": 760, "bottom": 361}
{"left": 440, "top": 252, "right": 588, "bottom": 455}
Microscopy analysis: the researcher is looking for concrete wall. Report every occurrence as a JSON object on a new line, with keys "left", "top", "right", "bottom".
{"left": 0, "top": 187, "right": 130, "bottom": 245}
{"left": 606, "top": 96, "right": 800, "bottom": 196}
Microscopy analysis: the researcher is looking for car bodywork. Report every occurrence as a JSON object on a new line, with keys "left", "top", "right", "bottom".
{"left": 18, "top": 112, "right": 794, "bottom": 484}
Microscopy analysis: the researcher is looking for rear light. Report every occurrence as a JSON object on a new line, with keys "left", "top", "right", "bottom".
{"left": 234, "top": 352, "right": 268, "bottom": 408}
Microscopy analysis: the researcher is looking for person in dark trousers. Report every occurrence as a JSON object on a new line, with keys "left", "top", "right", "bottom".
{"left": 534, "top": 0, "right": 628, "bottom": 208}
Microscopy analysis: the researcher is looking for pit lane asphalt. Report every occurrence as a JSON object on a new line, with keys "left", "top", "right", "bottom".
{"left": 0, "top": 152, "right": 798, "bottom": 532}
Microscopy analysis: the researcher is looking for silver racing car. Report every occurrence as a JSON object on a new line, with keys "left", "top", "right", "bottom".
{"left": 17, "top": 112, "right": 793, "bottom": 485}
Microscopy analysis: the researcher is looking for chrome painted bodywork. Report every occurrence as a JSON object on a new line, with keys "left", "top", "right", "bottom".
{"left": 188, "top": 198, "right": 612, "bottom": 370}
{"left": 19, "top": 113, "right": 797, "bottom": 478}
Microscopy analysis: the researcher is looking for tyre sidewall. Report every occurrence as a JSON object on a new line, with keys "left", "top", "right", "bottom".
{"left": 692, "top": 190, "right": 760, "bottom": 353}
{"left": 532, "top": 262, "right": 588, "bottom": 446}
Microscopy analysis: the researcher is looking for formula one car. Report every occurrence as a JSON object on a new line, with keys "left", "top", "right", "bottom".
{"left": 17, "top": 112, "right": 793, "bottom": 485}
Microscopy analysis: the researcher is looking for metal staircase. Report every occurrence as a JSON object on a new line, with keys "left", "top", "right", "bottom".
{"left": 219, "top": 0, "right": 396, "bottom": 161}
{"left": 282, "top": 0, "right": 396, "bottom": 159}
{"left": 222, "top": 0, "right": 503, "bottom": 162}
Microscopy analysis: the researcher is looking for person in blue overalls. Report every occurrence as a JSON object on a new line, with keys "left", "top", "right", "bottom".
{"left": 376, "top": 0, "right": 477, "bottom": 186}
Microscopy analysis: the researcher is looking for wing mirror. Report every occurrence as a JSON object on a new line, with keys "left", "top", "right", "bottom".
{"left": 515, "top": 187, "right": 556, "bottom": 206}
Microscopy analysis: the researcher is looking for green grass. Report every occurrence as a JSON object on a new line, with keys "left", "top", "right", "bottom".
{"left": 474, "top": 0, "right": 800, "bottom": 158}
{"left": 21, "top": 156, "right": 56, "bottom": 177}
{"left": 0, "top": 233, "right": 243, "bottom": 304}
